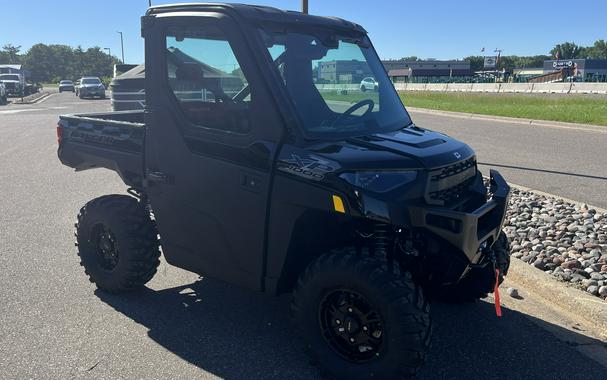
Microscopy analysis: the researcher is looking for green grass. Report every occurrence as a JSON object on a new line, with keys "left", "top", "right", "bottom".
{"left": 321, "top": 90, "right": 607, "bottom": 126}
{"left": 399, "top": 91, "right": 607, "bottom": 126}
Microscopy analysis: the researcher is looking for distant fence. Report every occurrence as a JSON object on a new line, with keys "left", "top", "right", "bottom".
{"left": 394, "top": 82, "right": 607, "bottom": 94}
{"left": 315, "top": 82, "right": 607, "bottom": 94}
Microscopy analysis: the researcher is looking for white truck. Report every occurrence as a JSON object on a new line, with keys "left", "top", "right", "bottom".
{"left": 0, "top": 64, "right": 39, "bottom": 97}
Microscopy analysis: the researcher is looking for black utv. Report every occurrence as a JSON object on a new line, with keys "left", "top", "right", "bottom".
{"left": 57, "top": 3, "right": 511, "bottom": 379}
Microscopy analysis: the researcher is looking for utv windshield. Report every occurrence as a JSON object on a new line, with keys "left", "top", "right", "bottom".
{"left": 260, "top": 30, "right": 411, "bottom": 138}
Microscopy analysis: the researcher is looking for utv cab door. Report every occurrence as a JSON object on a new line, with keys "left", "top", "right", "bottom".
{"left": 143, "top": 13, "right": 283, "bottom": 290}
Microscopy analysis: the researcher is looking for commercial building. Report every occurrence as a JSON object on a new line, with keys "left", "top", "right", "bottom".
{"left": 317, "top": 60, "right": 373, "bottom": 84}
{"left": 513, "top": 59, "right": 607, "bottom": 83}
{"left": 543, "top": 59, "right": 607, "bottom": 81}
{"left": 382, "top": 60, "right": 472, "bottom": 83}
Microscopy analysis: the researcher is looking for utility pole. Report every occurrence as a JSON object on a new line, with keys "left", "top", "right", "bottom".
{"left": 494, "top": 48, "right": 503, "bottom": 66}
{"left": 302, "top": 0, "right": 308, "bottom": 14}
{"left": 117, "top": 31, "right": 125, "bottom": 64}
{"left": 494, "top": 48, "right": 503, "bottom": 83}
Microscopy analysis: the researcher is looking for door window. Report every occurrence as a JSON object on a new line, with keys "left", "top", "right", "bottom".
{"left": 166, "top": 26, "right": 251, "bottom": 133}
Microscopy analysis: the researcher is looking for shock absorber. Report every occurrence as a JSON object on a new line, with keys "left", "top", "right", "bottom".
{"left": 374, "top": 223, "right": 389, "bottom": 257}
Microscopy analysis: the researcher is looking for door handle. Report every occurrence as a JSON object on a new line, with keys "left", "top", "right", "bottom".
{"left": 147, "top": 170, "right": 170, "bottom": 184}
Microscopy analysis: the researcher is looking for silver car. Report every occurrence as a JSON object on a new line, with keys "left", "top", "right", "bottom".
{"left": 76, "top": 77, "right": 106, "bottom": 99}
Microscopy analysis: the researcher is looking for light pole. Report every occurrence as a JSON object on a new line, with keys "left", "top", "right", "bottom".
{"left": 117, "top": 31, "right": 125, "bottom": 64}
{"left": 302, "top": 0, "right": 308, "bottom": 14}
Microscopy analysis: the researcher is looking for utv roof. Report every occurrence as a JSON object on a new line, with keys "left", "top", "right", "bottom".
{"left": 146, "top": 2, "right": 366, "bottom": 34}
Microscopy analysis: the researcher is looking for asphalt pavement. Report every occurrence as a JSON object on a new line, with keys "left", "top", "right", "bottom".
{"left": 1, "top": 93, "right": 606, "bottom": 379}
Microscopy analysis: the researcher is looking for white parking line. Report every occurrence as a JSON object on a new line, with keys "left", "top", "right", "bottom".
{"left": 0, "top": 108, "right": 46, "bottom": 114}
{"left": 33, "top": 93, "right": 56, "bottom": 104}
{"left": 0, "top": 106, "right": 67, "bottom": 115}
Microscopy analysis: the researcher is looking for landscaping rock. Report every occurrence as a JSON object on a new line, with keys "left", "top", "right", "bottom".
{"left": 502, "top": 186, "right": 607, "bottom": 302}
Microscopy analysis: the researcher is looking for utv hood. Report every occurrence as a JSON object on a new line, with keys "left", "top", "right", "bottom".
{"left": 304, "top": 126, "right": 475, "bottom": 171}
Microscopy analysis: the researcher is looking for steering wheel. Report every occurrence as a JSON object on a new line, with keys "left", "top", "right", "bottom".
{"left": 331, "top": 99, "right": 375, "bottom": 127}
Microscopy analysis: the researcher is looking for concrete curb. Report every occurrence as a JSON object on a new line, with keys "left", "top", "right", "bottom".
{"left": 505, "top": 258, "right": 607, "bottom": 340}
{"left": 12, "top": 91, "right": 54, "bottom": 105}
{"left": 407, "top": 107, "right": 607, "bottom": 134}
{"left": 507, "top": 181, "right": 607, "bottom": 214}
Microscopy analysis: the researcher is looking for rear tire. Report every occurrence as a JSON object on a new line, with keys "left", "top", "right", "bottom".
{"left": 292, "top": 251, "right": 431, "bottom": 380}
{"left": 433, "top": 232, "right": 511, "bottom": 303}
{"left": 75, "top": 194, "right": 161, "bottom": 293}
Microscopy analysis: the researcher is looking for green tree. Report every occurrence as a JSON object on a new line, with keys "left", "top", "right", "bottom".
{"left": 550, "top": 42, "right": 582, "bottom": 59}
{"left": 585, "top": 39, "right": 607, "bottom": 59}
{"left": 0, "top": 44, "right": 22, "bottom": 63}
{"left": 21, "top": 43, "right": 119, "bottom": 83}
{"left": 463, "top": 56, "right": 484, "bottom": 72}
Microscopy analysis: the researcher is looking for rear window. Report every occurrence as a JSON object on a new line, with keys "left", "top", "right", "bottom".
{"left": 60, "top": 80, "right": 73, "bottom": 84}
{"left": 0, "top": 74, "right": 20, "bottom": 81}
{"left": 82, "top": 78, "right": 101, "bottom": 85}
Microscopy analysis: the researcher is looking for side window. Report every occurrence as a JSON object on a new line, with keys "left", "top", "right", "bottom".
{"left": 166, "top": 26, "right": 251, "bottom": 133}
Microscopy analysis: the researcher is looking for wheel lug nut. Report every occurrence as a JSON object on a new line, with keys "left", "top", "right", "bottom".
{"left": 363, "top": 326, "right": 368, "bottom": 331}
{"left": 349, "top": 338, "right": 355, "bottom": 343}
{"left": 348, "top": 308, "right": 353, "bottom": 313}
{"left": 335, "top": 319, "right": 341, "bottom": 325}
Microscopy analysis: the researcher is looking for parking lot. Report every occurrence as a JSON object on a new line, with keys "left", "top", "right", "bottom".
{"left": 0, "top": 92, "right": 605, "bottom": 379}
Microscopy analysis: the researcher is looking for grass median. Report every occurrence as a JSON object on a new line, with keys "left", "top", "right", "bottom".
{"left": 400, "top": 91, "right": 607, "bottom": 126}
{"left": 322, "top": 90, "right": 607, "bottom": 126}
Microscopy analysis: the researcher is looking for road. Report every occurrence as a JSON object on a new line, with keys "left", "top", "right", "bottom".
{"left": 409, "top": 109, "right": 607, "bottom": 209}
{"left": 1, "top": 93, "right": 606, "bottom": 379}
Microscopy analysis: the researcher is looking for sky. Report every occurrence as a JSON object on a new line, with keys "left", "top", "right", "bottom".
{"left": 1, "top": 0, "right": 606, "bottom": 64}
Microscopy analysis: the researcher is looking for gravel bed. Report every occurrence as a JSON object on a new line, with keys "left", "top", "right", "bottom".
{"left": 503, "top": 187, "right": 607, "bottom": 301}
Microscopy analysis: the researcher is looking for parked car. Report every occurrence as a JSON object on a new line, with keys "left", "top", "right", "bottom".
{"left": 57, "top": 4, "right": 511, "bottom": 380}
{"left": 0, "top": 82, "right": 7, "bottom": 104}
{"left": 360, "top": 76, "right": 378, "bottom": 92}
{"left": 58, "top": 80, "right": 75, "bottom": 92}
{"left": 75, "top": 77, "right": 106, "bottom": 99}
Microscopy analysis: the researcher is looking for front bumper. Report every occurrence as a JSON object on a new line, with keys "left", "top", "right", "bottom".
{"left": 408, "top": 169, "right": 510, "bottom": 263}
{"left": 80, "top": 88, "right": 105, "bottom": 96}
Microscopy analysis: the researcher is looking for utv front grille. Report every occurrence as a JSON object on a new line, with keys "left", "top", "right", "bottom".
{"left": 426, "top": 157, "right": 476, "bottom": 205}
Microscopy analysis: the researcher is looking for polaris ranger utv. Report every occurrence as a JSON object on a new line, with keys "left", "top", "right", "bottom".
{"left": 57, "top": 3, "right": 511, "bottom": 379}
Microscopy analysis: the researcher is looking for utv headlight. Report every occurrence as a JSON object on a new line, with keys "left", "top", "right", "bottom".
{"left": 339, "top": 171, "right": 417, "bottom": 193}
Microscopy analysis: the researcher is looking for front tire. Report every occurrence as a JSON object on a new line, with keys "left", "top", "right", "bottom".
{"left": 75, "top": 194, "right": 161, "bottom": 293}
{"left": 292, "top": 252, "right": 431, "bottom": 380}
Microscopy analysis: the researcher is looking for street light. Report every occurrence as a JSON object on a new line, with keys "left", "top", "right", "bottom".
{"left": 117, "top": 31, "right": 125, "bottom": 64}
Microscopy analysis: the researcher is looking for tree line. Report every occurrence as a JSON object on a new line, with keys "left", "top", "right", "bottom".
{"left": 0, "top": 43, "right": 120, "bottom": 84}
{"left": 395, "top": 39, "right": 607, "bottom": 72}
{"left": 2, "top": 39, "right": 606, "bottom": 83}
